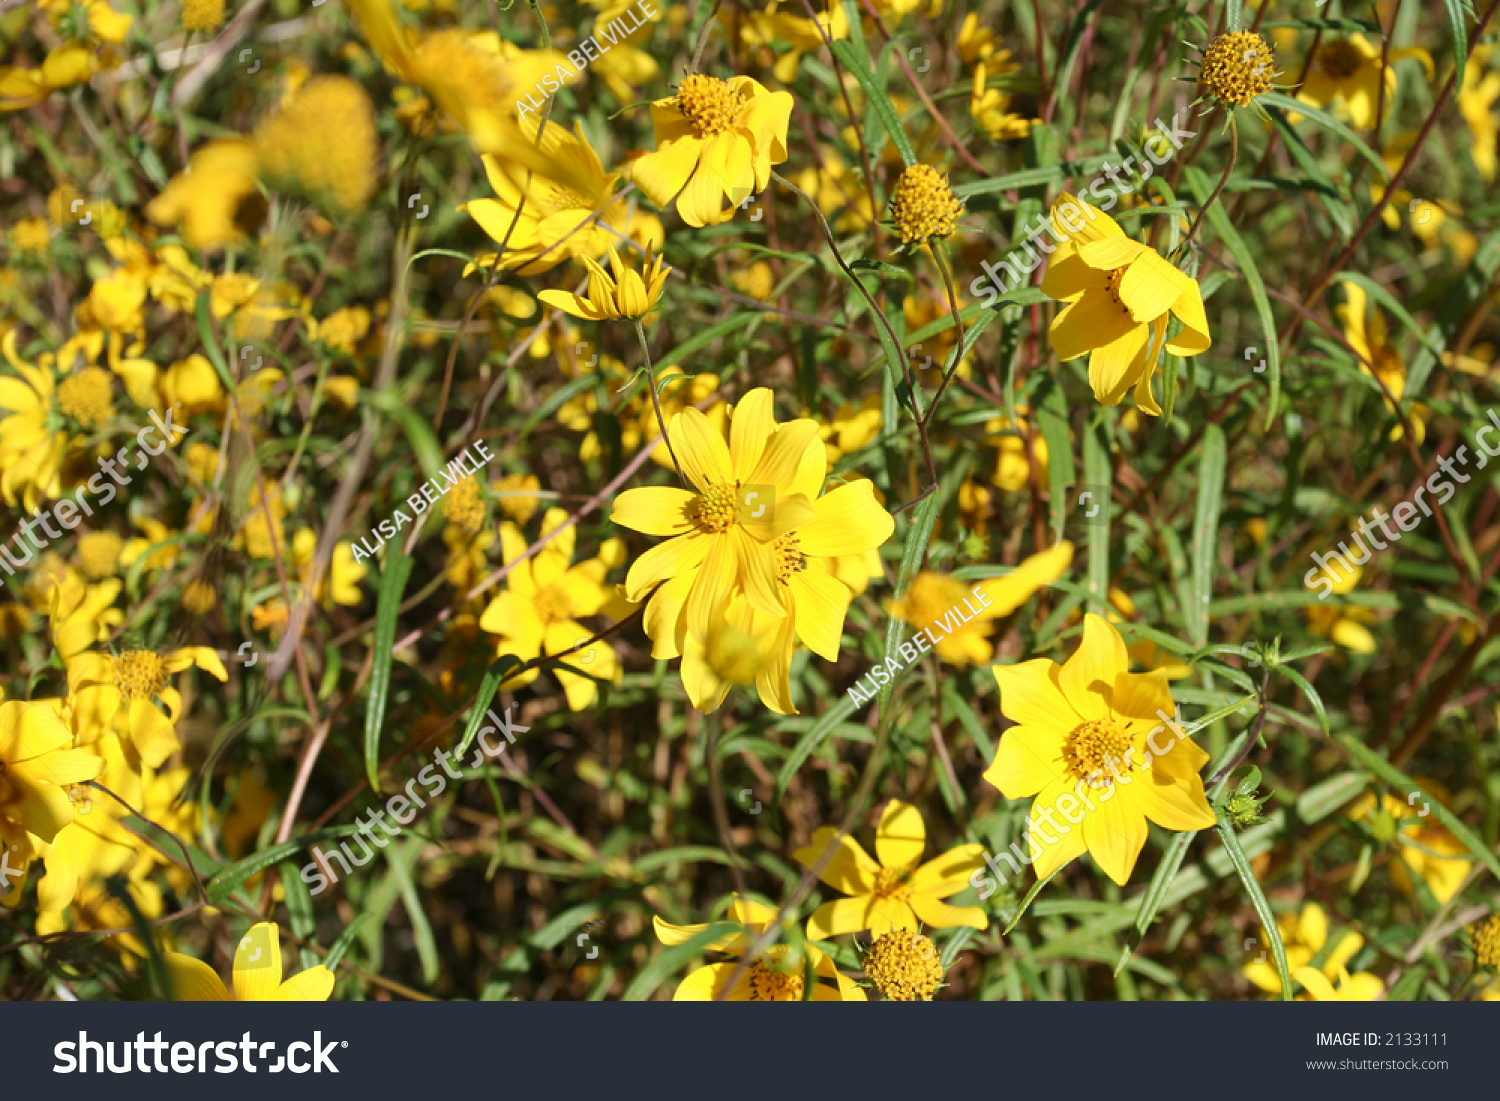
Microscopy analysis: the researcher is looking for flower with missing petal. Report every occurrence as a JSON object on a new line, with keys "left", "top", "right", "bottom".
{"left": 538, "top": 246, "right": 669, "bottom": 321}
{"left": 1040, "top": 192, "right": 1211, "bottom": 415}
{"left": 984, "top": 614, "right": 1216, "bottom": 885}
{"left": 63, "top": 646, "right": 228, "bottom": 768}
{"left": 631, "top": 73, "right": 793, "bottom": 227}
{"left": 793, "top": 800, "right": 987, "bottom": 939}
{"left": 164, "top": 921, "right": 335, "bottom": 1001}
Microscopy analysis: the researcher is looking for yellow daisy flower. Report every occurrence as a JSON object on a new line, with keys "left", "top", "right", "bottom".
{"left": 0, "top": 699, "right": 104, "bottom": 884}
{"left": 478, "top": 507, "right": 625, "bottom": 711}
{"left": 65, "top": 646, "right": 228, "bottom": 768}
{"left": 0, "top": 331, "right": 71, "bottom": 510}
{"left": 612, "top": 388, "right": 822, "bottom": 642}
{"left": 1296, "top": 35, "right": 1432, "bottom": 129}
{"left": 984, "top": 614, "right": 1217, "bottom": 885}
{"left": 793, "top": 799, "right": 988, "bottom": 938}
{"left": 1040, "top": 193, "right": 1211, "bottom": 414}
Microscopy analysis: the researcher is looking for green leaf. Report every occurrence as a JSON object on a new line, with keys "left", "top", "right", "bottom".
{"left": 1187, "top": 424, "right": 1225, "bottom": 648}
{"left": 1082, "top": 416, "right": 1110, "bottom": 614}
{"left": 455, "top": 665, "right": 508, "bottom": 766}
{"left": 1443, "top": 0, "right": 1471, "bottom": 96}
{"left": 1216, "top": 816, "right": 1294, "bottom": 999}
{"left": 324, "top": 915, "right": 369, "bottom": 971}
{"left": 389, "top": 406, "right": 446, "bottom": 483}
{"left": 1184, "top": 165, "right": 1280, "bottom": 429}
{"left": 1258, "top": 93, "right": 1391, "bottom": 184}
{"left": 776, "top": 696, "right": 856, "bottom": 803}
{"left": 204, "top": 827, "right": 363, "bottom": 904}
{"left": 279, "top": 860, "right": 320, "bottom": 971}
{"left": 830, "top": 39, "right": 916, "bottom": 166}
{"left": 366, "top": 542, "right": 414, "bottom": 793}
{"left": 1003, "top": 866, "right": 1062, "bottom": 934}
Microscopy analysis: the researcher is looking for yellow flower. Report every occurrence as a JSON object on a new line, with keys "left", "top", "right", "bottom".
{"left": 888, "top": 164, "right": 964, "bottom": 244}
{"left": 164, "top": 922, "right": 335, "bottom": 1001}
{"left": 538, "top": 245, "right": 670, "bottom": 321}
{"left": 1470, "top": 913, "right": 1500, "bottom": 969}
{"left": 1197, "top": 31, "right": 1277, "bottom": 107}
{"left": 65, "top": 646, "right": 228, "bottom": 768}
{"left": 494, "top": 472, "right": 543, "bottom": 524}
{"left": 311, "top": 306, "right": 371, "bottom": 355}
{"left": 120, "top": 515, "right": 181, "bottom": 576}
{"left": 1304, "top": 563, "right": 1377, "bottom": 654}
{"left": 145, "top": 139, "right": 262, "bottom": 251}
{"left": 723, "top": 0, "right": 848, "bottom": 84}
{"left": 794, "top": 800, "right": 988, "bottom": 938}
{"left": 889, "top": 545, "right": 1073, "bottom": 666}
{"left": 478, "top": 508, "right": 625, "bottom": 711}
{"left": 631, "top": 74, "right": 793, "bottom": 228}
{"left": 180, "top": 0, "right": 224, "bottom": 32}
{"left": 75, "top": 531, "right": 123, "bottom": 579}
{"left": 461, "top": 119, "right": 627, "bottom": 276}
{"left": 291, "top": 528, "right": 367, "bottom": 608}
{"left": 1349, "top": 789, "right": 1473, "bottom": 904}
{"left": 10, "top": 218, "right": 52, "bottom": 255}
{"left": 1040, "top": 193, "right": 1211, "bottom": 415}
{"left": 819, "top": 394, "right": 883, "bottom": 466}
{"left": 1295, "top": 966, "right": 1384, "bottom": 1001}
{"left": 863, "top": 930, "right": 945, "bottom": 1000}
{"left": 984, "top": 410, "right": 1048, "bottom": 491}
{"left": 1296, "top": 35, "right": 1432, "bottom": 129}
{"left": 971, "top": 62, "right": 1035, "bottom": 141}
{"left": 1459, "top": 47, "right": 1499, "bottom": 182}
{"left": 984, "top": 614, "right": 1217, "bottom": 884}
{"left": 0, "top": 699, "right": 104, "bottom": 881}
{"left": 0, "top": 332, "right": 71, "bottom": 510}
{"left": 0, "top": 46, "right": 98, "bottom": 112}
{"left": 652, "top": 894, "right": 865, "bottom": 1000}
{"left": 44, "top": 572, "right": 123, "bottom": 661}
{"left": 1243, "top": 902, "right": 1379, "bottom": 998}
{"left": 254, "top": 76, "right": 378, "bottom": 215}
{"left": 1338, "top": 282, "right": 1425, "bottom": 443}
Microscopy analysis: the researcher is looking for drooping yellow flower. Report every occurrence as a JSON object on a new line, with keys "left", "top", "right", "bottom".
{"left": 1338, "top": 282, "right": 1426, "bottom": 443}
{"left": 1243, "top": 902, "right": 1380, "bottom": 998}
{"left": 44, "top": 573, "right": 123, "bottom": 662}
{"left": 889, "top": 545, "right": 1073, "bottom": 666}
{"left": 652, "top": 894, "right": 865, "bottom": 1000}
{"left": 478, "top": 508, "right": 625, "bottom": 711}
{"left": 65, "top": 646, "right": 228, "bottom": 768}
{"left": 0, "top": 700, "right": 103, "bottom": 884}
{"left": 462, "top": 120, "right": 627, "bottom": 276}
{"left": 145, "top": 140, "right": 262, "bottom": 251}
{"left": 164, "top": 922, "right": 336, "bottom": 1001}
{"left": 984, "top": 614, "right": 1217, "bottom": 885}
{"left": 538, "top": 245, "right": 669, "bottom": 321}
{"left": 1040, "top": 193, "right": 1211, "bottom": 414}
{"left": 794, "top": 800, "right": 988, "bottom": 939}
{"left": 631, "top": 74, "right": 793, "bottom": 228}
{"left": 611, "top": 389, "right": 821, "bottom": 642}
{"left": 1296, "top": 35, "right": 1432, "bottom": 129}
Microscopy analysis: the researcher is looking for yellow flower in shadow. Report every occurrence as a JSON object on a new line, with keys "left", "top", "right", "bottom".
{"left": 794, "top": 799, "right": 988, "bottom": 939}
{"left": 652, "top": 894, "right": 865, "bottom": 1000}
